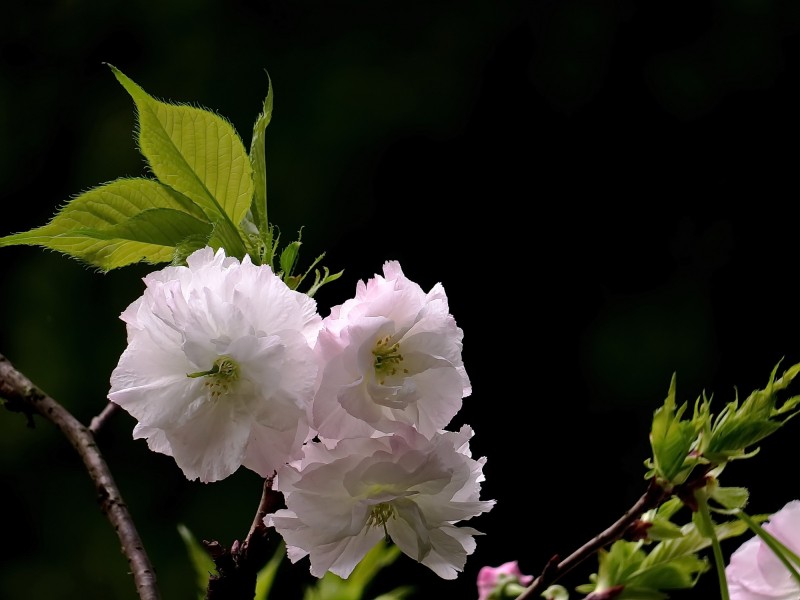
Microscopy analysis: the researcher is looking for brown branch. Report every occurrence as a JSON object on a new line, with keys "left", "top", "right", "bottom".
{"left": 90, "top": 401, "right": 122, "bottom": 436}
{"left": 517, "top": 478, "right": 667, "bottom": 599}
{"left": 204, "top": 475, "right": 284, "bottom": 600}
{"left": 0, "top": 352, "right": 161, "bottom": 600}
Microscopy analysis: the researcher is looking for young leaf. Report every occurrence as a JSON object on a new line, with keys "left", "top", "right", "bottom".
{"left": 647, "top": 375, "right": 700, "bottom": 487}
{"left": 279, "top": 240, "right": 301, "bottom": 280}
{"left": 254, "top": 540, "right": 286, "bottom": 600}
{"left": 302, "top": 541, "right": 410, "bottom": 600}
{"left": 108, "top": 64, "right": 251, "bottom": 258}
{"left": 705, "top": 361, "right": 800, "bottom": 462}
{"left": 0, "top": 178, "right": 212, "bottom": 271}
{"left": 249, "top": 71, "right": 274, "bottom": 244}
{"left": 177, "top": 524, "right": 216, "bottom": 600}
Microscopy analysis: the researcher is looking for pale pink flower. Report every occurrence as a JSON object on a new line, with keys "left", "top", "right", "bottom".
{"left": 108, "top": 247, "right": 322, "bottom": 483}
{"left": 477, "top": 560, "right": 534, "bottom": 600}
{"left": 311, "top": 260, "right": 470, "bottom": 441}
{"left": 266, "top": 424, "right": 494, "bottom": 580}
{"left": 726, "top": 500, "right": 800, "bottom": 599}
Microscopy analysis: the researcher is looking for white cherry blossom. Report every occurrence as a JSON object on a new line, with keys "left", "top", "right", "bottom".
{"left": 266, "top": 424, "right": 494, "bottom": 580}
{"left": 311, "top": 260, "right": 470, "bottom": 441}
{"left": 108, "top": 247, "right": 322, "bottom": 483}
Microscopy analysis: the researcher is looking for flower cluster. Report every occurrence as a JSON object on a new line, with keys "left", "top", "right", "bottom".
{"left": 108, "top": 247, "right": 494, "bottom": 579}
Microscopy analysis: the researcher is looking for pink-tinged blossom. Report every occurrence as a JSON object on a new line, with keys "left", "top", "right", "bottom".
{"left": 726, "top": 499, "right": 800, "bottom": 600}
{"left": 477, "top": 560, "right": 534, "bottom": 600}
{"left": 311, "top": 260, "right": 470, "bottom": 441}
{"left": 266, "top": 424, "right": 494, "bottom": 580}
{"left": 108, "top": 247, "right": 322, "bottom": 483}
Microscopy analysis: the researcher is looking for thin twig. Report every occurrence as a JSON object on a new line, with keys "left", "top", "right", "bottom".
{"left": 517, "top": 478, "right": 667, "bottom": 599}
{"left": 245, "top": 474, "right": 280, "bottom": 549}
{"left": 90, "top": 401, "right": 121, "bottom": 435}
{"left": 0, "top": 352, "right": 160, "bottom": 600}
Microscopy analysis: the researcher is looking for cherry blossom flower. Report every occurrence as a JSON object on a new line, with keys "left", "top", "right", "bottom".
{"left": 311, "top": 260, "right": 470, "bottom": 441}
{"left": 477, "top": 560, "right": 534, "bottom": 600}
{"left": 108, "top": 247, "right": 322, "bottom": 483}
{"left": 265, "top": 424, "right": 494, "bottom": 580}
{"left": 726, "top": 499, "right": 800, "bottom": 599}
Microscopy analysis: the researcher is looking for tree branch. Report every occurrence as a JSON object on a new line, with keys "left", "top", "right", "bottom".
{"left": 517, "top": 478, "right": 667, "bottom": 599}
{"left": 204, "top": 475, "right": 284, "bottom": 600}
{"left": 0, "top": 352, "right": 161, "bottom": 600}
{"left": 90, "top": 401, "right": 121, "bottom": 436}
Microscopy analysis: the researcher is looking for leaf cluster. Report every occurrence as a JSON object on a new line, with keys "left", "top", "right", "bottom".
{"left": 0, "top": 65, "right": 341, "bottom": 296}
{"left": 574, "top": 362, "right": 800, "bottom": 599}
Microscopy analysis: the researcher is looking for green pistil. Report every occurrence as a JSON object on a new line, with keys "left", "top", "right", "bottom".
{"left": 187, "top": 355, "right": 241, "bottom": 398}
{"left": 372, "top": 335, "right": 408, "bottom": 385}
{"left": 366, "top": 502, "right": 397, "bottom": 542}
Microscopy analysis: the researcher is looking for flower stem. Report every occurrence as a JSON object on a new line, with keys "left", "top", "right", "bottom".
{"left": 696, "top": 503, "right": 730, "bottom": 600}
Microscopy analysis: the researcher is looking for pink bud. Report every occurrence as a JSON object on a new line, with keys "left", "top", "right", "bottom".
{"left": 477, "top": 560, "right": 534, "bottom": 600}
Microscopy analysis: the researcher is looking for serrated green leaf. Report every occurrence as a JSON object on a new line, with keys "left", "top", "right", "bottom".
{"left": 649, "top": 375, "right": 699, "bottom": 486}
{"left": 172, "top": 233, "right": 214, "bottom": 265}
{"left": 774, "top": 361, "right": 800, "bottom": 391}
{"left": 643, "top": 517, "right": 684, "bottom": 541}
{"left": 774, "top": 393, "right": 800, "bottom": 415}
{"left": 710, "top": 486, "right": 749, "bottom": 511}
{"left": 0, "top": 178, "right": 211, "bottom": 270}
{"left": 706, "top": 420, "right": 782, "bottom": 461}
{"left": 582, "top": 518, "right": 751, "bottom": 599}
{"left": 637, "top": 518, "right": 749, "bottom": 576}
{"left": 78, "top": 208, "right": 212, "bottom": 244}
{"left": 627, "top": 554, "right": 708, "bottom": 591}
{"left": 108, "top": 64, "right": 250, "bottom": 258}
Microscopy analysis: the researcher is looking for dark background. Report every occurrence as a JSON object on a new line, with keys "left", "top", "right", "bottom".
{"left": 2, "top": 1, "right": 800, "bottom": 598}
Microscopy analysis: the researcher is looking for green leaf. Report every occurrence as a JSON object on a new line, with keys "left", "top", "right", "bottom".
{"left": 254, "top": 540, "right": 286, "bottom": 600}
{"left": 648, "top": 375, "right": 700, "bottom": 487}
{"left": 542, "top": 585, "right": 570, "bottom": 600}
{"left": 177, "top": 524, "right": 216, "bottom": 600}
{"left": 108, "top": 64, "right": 251, "bottom": 258}
{"left": 0, "top": 178, "right": 211, "bottom": 271}
{"left": 172, "top": 233, "right": 215, "bottom": 265}
{"left": 279, "top": 240, "right": 301, "bottom": 279}
{"left": 371, "top": 588, "right": 415, "bottom": 600}
{"left": 704, "top": 362, "right": 800, "bottom": 461}
{"left": 640, "top": 518, "right": 749, "bottom": 574}
{"left": 627, "top": 554, "right": 708, "bottom": 591}
{"left": 249, "top": 71, "right": 273, "bottom": 244}
{"left": 581, "top": 517, "right": 752, "bottom": 599}
{"left": 709, "top": 486, "right": 749, "bottom": 512}
{"left": 303, "top": 541, "right": 409, "bottom": 600}
{"left": 305, "top": 263, "right": 345, "bottom": 298}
